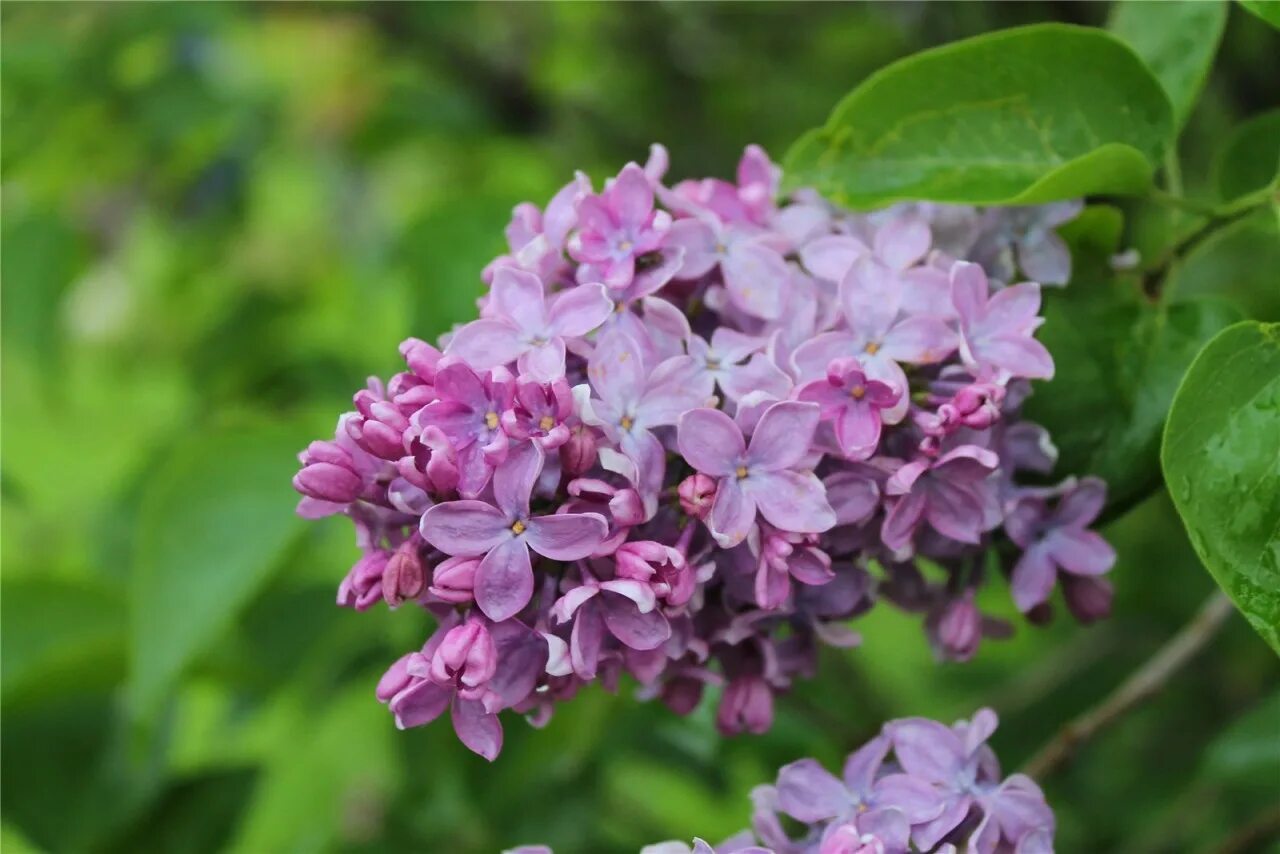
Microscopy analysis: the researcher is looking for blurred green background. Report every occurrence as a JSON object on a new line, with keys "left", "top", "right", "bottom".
{"left": 2, "top": 3, "right": 1278, "bottom": 853}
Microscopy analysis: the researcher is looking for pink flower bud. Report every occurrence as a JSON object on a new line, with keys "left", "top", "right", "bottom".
{"left": 293, "top": 461, "right": 362, "bottom": 504}
{"left": 678, "top": 473, "right": 717, "bottom": 520}
{"left": 382, "top": 540, "right": 425, "bottom": 608}
{"left": 429, "top": 555, "right": 480, "bottom": 604}
{"left": 400, "top": 337, "right": 442, "bottom": 382}
{"left": 561, "top": 424, "right": 598, "bottom": 476}
{"left": 429, "top": 619, "right": 497, "bottom": 696}
{"left": 609, "top": 488, "right": 645, "bottom": 527}
{"left": 338, "top": 551, "right": 391, "bottom": 611}
{"left": 376, "top": 652, "right": 415, "bottom": 702}
{"left": 717, "top": 675, "right": 773, "bottom": 735}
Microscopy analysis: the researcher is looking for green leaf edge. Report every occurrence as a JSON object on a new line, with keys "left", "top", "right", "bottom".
{"left": 1160, "top": 319, "right": 1280, "bottom": 655}
{"left": 783, "top": 23, "right": 1175, "bottom": 208}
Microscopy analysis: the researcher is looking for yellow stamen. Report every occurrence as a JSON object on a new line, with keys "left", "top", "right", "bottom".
{"left": 539, "top": 415, "right": 555, "bottom": 431}
{"left": 620, "top": 415, "right": 634, "bottom": 431}
{"left": 850, "top": 384, "right": 866, "bottom": 400}
{"left": 865, "top": 341, "right": 880, "bottom": 355}
{"left": 735, "top": 465, "right": 749, "bottom": 479}
{"left": 485, "top": 412, "right": 499, "bottom": 429}
{"left": 511, "top": 520, "right": 526, "bottom": 535}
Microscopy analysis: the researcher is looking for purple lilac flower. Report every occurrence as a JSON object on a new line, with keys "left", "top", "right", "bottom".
{"left": 448, "top": 267, "right": 613, "bottom": 381}
{"left": 569, "top": 162, "right": 671, "bottom": 290}
{"left": 293, "top": 142, "right": 1112, "bottom": 760}
{"left": 421, "top": 442, "right": 608, "bottom": 621}
{"left": 1006, "top": 477, "right": 1115, "bottom": 613}
{"left": 678, "top": 401, "right": 837, "bottom": 548}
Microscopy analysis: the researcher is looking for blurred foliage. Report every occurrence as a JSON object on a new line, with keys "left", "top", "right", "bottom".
{"left": 2, "top": 3, "right": 1277, "bottom": 853}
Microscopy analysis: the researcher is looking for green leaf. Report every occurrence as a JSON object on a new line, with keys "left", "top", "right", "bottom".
{"left": 1240, "top": 0, "right": 1280, "bottom": 29}
{"left": 1203, "top": 690, "right": 1280, "bottom": 783}
{"left": 784, "top": 24, "right": 1173, "bottom": 208}
{"left": 1161, "top": 321, "right": 1280, "bottom": 653}
{"left": 1213, "top": 108, "right": 1280, "bottom": 206}
{"left": 1024, "top": 207, "right": 1243, "bottom": 513}
{"left": 129, "top": 425, "right": 308, "bottom": 719}
{"left": 1166, "top": 207, "right": 1280, "bottom": 320}
{"left": 1, "top": 576, "right": 126, "bottom": 706}
{"left": 1108, "top": 0, "right": 1228, "bottom": 131}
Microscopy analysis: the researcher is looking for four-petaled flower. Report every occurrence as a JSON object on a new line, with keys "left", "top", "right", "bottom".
{"left": 951, "top": 260, "right": 1054, "bottom": 381}
{"left": 678, "top": 400, "right": 837, "bottom": 548}
{"left": 797, "top": 357, "right": 899, "bottom": 460}
{"left": 448, "top": 267, "right": 613, "bottom": 381}
{"left": 421, "top": 442, "right": 608, "bottom": 621}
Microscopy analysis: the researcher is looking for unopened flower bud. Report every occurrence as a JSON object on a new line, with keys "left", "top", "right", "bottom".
{"left": 429, "top": 619, "right": 497, "bottom": 696}
{"left": 561, "top": 424, "right": 598, "bottom": 475}
{"left": 293, "top": 460, "right": 361, "bottom": 504}
{"left": 376, "top": 652, "right": 415, "bottom": 702}
{"left": 609, "top": 488, "right": 645, "bottom": 527}
{"left": 934, "top": 593, "right": 981, "bottom": 661}
{"left": 400, "top": 337, "right": 442, "bottom": 382}
{"left": 717, "top": 675, "right": 773, "bottom": 735}
{"left": 429, "top": 555, "right": 480, "bottom": 604}
{"left": 382, "top": 540, "right": 425, "bottom": 608}
{"left": 1063, "top": 575, "right": 1113, "bottom": 624}
{"left": 338, "top": 550, "right": 391, "bottom": 611}
{"left": 678, "top": 473, "right": 717, "bottom": 520}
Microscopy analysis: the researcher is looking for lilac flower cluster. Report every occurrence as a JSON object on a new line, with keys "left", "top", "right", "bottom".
{"left": 533, "top": 708, "right": 1051, "bottom": 854}
{"left": 294, "top": 144, "right": 1115, "bottom": 760}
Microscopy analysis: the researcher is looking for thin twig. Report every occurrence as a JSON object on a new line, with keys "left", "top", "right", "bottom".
{"left": 1022, "top": 592, "right": 1236, "bottom": 781}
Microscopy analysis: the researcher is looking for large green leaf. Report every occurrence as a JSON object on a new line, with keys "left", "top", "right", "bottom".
{"left": 1023, "top": 207, "right": 1243, "bottom": 513}
{"left": 2, "top": 576, "right": 126, "bottom": 706}
{"left": 1108, "top": 0, "right": 1228, "bottom": 130}
{"left": 1213, "top": 108, "right": 1280, "bottom": 207}
{"left": 784, "top": 24, "right": 1173, "bottom": 208}
{"left": 1162, "top": 321, "right": 1280, "bottom": 653}
{"left": 1240, "top": 0, "right": 1280, "bottom": 29}
{"left": 1166, "top": 207, "right": 1280, "bottom": 320}
{"left": 129, "top": 425, "right": 308, "bottom": 718}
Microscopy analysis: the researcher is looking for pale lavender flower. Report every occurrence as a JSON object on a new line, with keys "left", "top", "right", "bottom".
{"left": 678, "top": 401, "right": 837, "bottom": 548}
{"left": 570, "top": 163, "right": 672, "bottom": 290}
{"left": 447, "top": 268, "right": 613, "bottom": 381}
{"left": 420, "top": 442, "right": 608, "bottom": 621}
{"left": 952, "top": 261, "right": 1054, "bottom": 381}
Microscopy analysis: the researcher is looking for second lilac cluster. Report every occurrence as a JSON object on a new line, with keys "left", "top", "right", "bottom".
{"left": 293, "top": 144, "right": 1116, "bottom": 759}
{"left": 512, "top": 708, "right": 1054, "bottom": 853}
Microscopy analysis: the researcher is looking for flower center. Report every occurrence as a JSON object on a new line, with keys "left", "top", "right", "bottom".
{"left": 705, "top": 357, "right": 722, "bottom": 371}
{"left": 864, "top": 341, "right": 880, "bottom": 355}
{"left": 511, "top": 520, "right": 526, "bottom": 535}
{"left": 485, "top": 412, "right": 499, "bottom": 429}
{"left": 618, "top": 239, "right": 633, "bottom": 253}
{"left": 620, "top": 415, "right": 634, "bottom": 431}
{"left": 850, "top": 384, "right": 866, "bottom": 400}
{"left": 539, "top": 415, "right": 555, "bottom": 431}
{"left": 735, "top": 465, "right": 749, "bottom": 480}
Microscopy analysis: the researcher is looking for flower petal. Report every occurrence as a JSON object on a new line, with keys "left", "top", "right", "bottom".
{"left": 746, "top": 400, "right": 821, "bottom": 471}
{"left": 451, "top": 697, "right": 503, "bottom": 761}
{"left": 446, "top": 319, "right": 529, "bottom": 370}
{"left": 1049, "top": 529, "right": 1116, "bottom": 577}
{"left": 1011, "top": 544, "right": 1058, "bottom": 612}
{"left": 678, "top": 408, "right": 745, "bottom": 477}
{"left": 420, "top": 500, "right": 511, "bottom": 556}
{"left": 799, "top": 234, "right": 867, "bottom": 283}
{"left": 775, "top": 758, "right": 849, "bottom": 822}
{"left": 723, "top": 240, "right": 787, "bottom": 320}
{"left": 874, "top": 212, "right": 931, "bottom": 270}
{"left": 746, "top": 470, "right": 837, "bottom": 534}
{"left": 390, "top": 680, "right": 451, "bottom": 729}
{"left": 549, "top": 282, "right": 614, "bottom": 336}
{"left": 602, "top": 596, "right": 671, "bottom": 650}
{"left": 709, "top": 478, "right": 757, "bottom": 548}
{"left": 493, "top": 441, "right": 543, "bottom": 518}
{"left": 525, "top": 512, "right": 609, "bottom": 560}
{"left": 473, "top": 537, "right": 533, "bottom": 622}
{"left": 490, "top": 266, "right": 548, "bottom": 332}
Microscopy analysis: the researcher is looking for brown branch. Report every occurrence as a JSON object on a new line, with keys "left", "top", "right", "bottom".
{"left": 1211, "top": 802, "right": 1280, "bottom": 854}
{"left": 1022, "top": 591, "right": 1236, "bottom": 781}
